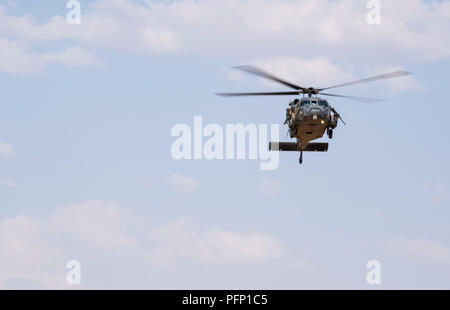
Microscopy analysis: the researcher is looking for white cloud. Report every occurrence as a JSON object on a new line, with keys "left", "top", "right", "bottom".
{"left": 1, "top": 180, "right": 16, "bottom": 187}
{"left": 0, "top": 1, "right": 178, "bottom": 54}
{"left": 204, "top": 229, "right": 284, "bottom": 262}
{"left": 0, "top": 215, "right": 65, "bottom": 288}
{"left": 369, "top": 65, "right": 423, "bottom": 94}
{"left": 43, "top": 46, "right": 101, "bottom": 69}
{"left": 389, "top": 237, "right": 450, "bottom": 264}
{"left": 48, "top": 200, "right": 139, "bottom": 252}
{"left": 2, "top": 0, "right": 16, "bottom": 8}
{"left": 0, "top": 0, "right": 447, "bottom": 84}
{"left": 223, "top": 68, "right": 245, "bottom": 81}
{"left": 0, "top": 38, "right": 99, "bottom": 75}
{"left": 282, "top": 208, "right": 301, "bottom": 218}
{"left": 230, "top": 57, "right": 420, "bottom": 94}
{"left": 139, "top": 0, "right": 450, "bottom": 63}
{"left": 143, "top": 174, "right": 199, "bottom": 193}
{"left": 0, "top": 142, "right": 14, "bottom": 156}
{"left": 1, "top": 0, "right": 449, "bottom": 64}
{"left": 0, "top": 201, "right": 286, "bottom": 288}
{"left": 423, "top": 179, "right": 450, "bottom": 204}
{"left": 258, "top": 179, "right": 281, "bottom": 197}
{"left": 250, "top": 57, "right": 357, "bottom": 91}
{"left": 149, "top": 218, "right": 285, "bottom": 265}
{"left": 142, "top": 176, "right": 158, "bottom": 188}
{"left": 168, "top": 173, "right": 198, "bottom": 193}
{"left": 0, "top": 201, "right": 141, "bottom": 288}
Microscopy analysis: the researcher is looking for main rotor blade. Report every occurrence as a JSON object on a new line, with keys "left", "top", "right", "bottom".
{"left": 320, "top": 93, "right": 381, "bottom": 103}
{"left": 216, "top": 91, "right": 300, "bottom": 97}
{"left": 234, "top": 65, "right": 305, "bottom": 91}
{"left": 320, "top": 70, "right": 412, "bottom": 91}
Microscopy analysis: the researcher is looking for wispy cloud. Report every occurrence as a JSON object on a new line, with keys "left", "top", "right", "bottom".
{"left": 0, "top": 39, "right": 100, "bottom": 75}
{"left": 389, "top": 237, "right": 450, "bottom": 264}
{"left": 149, "top": 218, "right": 285, "bottom": 266}
{"left": 167, "top": 173, "right": 198, "bottom": 193}
{"left": 0, "top": 142, "right": 14, "bottom": 156}
{"left": 0, "top": 200, "right": 287, "bottom": 288}
{"left": 1, "top": 180, "right": 16, "bottom": 187}
{"left": 423, "top": 179, "right": 450, "bottom": 204}
{"left": 1, "top": 0, "right": 450, "bottom": 63}
{"left": 258, "top": 179, "right": 281, "bottom": 197}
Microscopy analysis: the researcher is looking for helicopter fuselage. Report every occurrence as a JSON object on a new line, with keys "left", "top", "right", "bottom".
{"left": 286, "top": 97, "right": 338, "bottom": 149}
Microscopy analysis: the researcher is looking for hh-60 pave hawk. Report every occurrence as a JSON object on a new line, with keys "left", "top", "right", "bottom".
{"left": 217, "top": 66, "right": 411, "bottom": 164}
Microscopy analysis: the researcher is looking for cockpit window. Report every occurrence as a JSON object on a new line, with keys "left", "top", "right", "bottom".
{"left": 300, "top": 100, "right": 310, "bottom": 107}
{"left": 318, "top": 100, "right": 328, "bottom": 107}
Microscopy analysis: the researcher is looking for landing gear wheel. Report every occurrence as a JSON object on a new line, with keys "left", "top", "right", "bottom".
{"left": 327, "top": 129, "right": 333, "bottom": 139}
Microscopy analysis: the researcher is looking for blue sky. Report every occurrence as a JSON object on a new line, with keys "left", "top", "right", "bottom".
{"left": 0, "top": 0, "right": 450, "bottom": 289}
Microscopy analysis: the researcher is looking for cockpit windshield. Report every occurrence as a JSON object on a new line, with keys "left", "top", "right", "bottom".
{"left": 318, "top": 100, "right": 328, "bottom": 107}
{"left": 300, "top": 100, "right": 310, "bottom": 107}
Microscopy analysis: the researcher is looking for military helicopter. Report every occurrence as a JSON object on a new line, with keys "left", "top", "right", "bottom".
{"left": 217, "top": 66, "right": 411, "bottom": 164}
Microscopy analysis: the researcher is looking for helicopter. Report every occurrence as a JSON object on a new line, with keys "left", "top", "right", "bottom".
{"left": 216, "top": 65, "right": 411, "bottom": 164}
